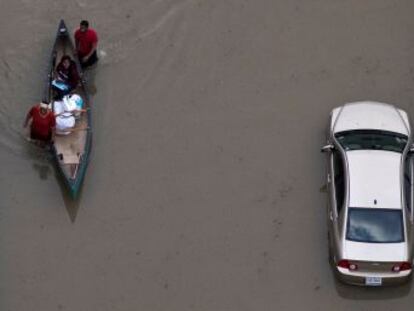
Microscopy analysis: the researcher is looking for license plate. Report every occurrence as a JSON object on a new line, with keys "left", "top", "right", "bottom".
{"left": 365, "top": 276, "right": 382, "bottom": 286}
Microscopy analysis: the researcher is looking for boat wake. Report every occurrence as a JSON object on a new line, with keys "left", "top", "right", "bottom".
{"left": 95, "top": 0, "right": 192, "bottom": 66}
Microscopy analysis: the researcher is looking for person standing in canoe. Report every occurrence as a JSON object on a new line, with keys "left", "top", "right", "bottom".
{"left": 23, "top": 102, "right": 55, "bottom": 143}
{"left": 74, "top": 20, "right": 98, "bottom": 68}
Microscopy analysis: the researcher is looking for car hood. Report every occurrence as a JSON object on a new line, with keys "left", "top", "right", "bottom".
{"left": 333, "top": 101, "right": 409, "bottom": 135}
{"left": 343, "top": 240, "right": 408, "bottom": 262}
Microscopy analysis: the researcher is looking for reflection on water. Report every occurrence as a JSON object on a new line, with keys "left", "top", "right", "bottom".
{"left": 27, "top": 140, "right": 81, "bottom": 222}
{"left": 32, "top": 163, "right": 50, "bottom": 180}
{"left": 54, "top": 168, "right": 82, "bottom": 223}
{"left": 27, "top": 136, "right": 54, "bottom": 181}
{"left": 28, "top": 143, "right": 82, "bottom": 222}
{"left": 83, "top": 65, "right": 98, "bottom": 96}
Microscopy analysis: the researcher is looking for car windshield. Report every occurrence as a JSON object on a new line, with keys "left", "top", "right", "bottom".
{"left": 335, "top": 130, "right": 407, "bottom": 153}
{"left": 346, "top": 208, "right": 404, "bottom": 243}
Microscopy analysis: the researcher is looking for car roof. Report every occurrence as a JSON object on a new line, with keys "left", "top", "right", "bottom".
{"left": 333, "top": 101, "right": 409, "bottom": 136}
{"left": 347, "top": 150, "right": 402, "bottom": 209}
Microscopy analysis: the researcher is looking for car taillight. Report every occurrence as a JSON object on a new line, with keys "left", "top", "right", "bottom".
{"left": 337, "top": 259, "right": 358, "bottom": 271}
{"left": 392, "top": 262, "right": 412, "bottom": 272}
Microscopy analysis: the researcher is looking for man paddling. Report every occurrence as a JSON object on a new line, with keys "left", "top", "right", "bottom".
{"left": 74, "top": 20, "right": 98, "bottom": 68}
{"left": 23, "top": 101, "right": 55, "bottom": 143}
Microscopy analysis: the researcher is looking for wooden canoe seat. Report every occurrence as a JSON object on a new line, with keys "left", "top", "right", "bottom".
{"left": 62, "top": 153, "right": 80, "bottom": 164}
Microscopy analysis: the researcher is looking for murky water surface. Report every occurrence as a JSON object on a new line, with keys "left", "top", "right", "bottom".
{"left": 1, "top": 0, "right": 414, "bottom": 310}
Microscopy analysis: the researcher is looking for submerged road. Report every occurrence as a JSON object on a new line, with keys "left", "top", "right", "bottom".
{"left": 1, "top": 0, "right": 414, "bottom": 310}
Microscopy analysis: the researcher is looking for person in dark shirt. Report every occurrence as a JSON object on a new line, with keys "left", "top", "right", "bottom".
{"left": 55, "top": 55, "right": 79, "bottom": 92}
{"left": 74, "top": 20, "right": 98, "bottom": 68}
{"left": 23, "top": 101, "right": 55, "bottom": 143}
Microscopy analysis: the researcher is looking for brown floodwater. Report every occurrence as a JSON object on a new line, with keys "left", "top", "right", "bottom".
{"left": 1, "top": 0, "right": 414, "bottom": 310}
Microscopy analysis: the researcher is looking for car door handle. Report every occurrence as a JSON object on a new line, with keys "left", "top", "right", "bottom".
{"left": 329, "top": 211, "right": 334, "bottom": 221}
{"left": 327, "top": 174, "right": 331, "bottom": 183}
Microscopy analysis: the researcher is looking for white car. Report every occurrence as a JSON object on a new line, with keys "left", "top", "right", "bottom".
{"left": 322, "top": 101, "right": 414, "bottom": 286}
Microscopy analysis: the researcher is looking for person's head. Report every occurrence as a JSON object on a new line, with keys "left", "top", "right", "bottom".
{"left": 80, "top": 20, "right": 89, "bottom": 33}
{"left": 61, "top": 55, "right": 72, "bottom": 68}
{"left": 39, "top": 101, "right": 49, "bottom": 114}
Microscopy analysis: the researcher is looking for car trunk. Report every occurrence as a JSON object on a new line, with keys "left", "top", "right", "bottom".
{"left": 343, "top": 240, "right": 407, "bottom": 264}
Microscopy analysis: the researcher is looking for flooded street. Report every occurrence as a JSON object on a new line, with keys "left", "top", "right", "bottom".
{"left": 2, "top": 0, "right": 414, "bottom": 309}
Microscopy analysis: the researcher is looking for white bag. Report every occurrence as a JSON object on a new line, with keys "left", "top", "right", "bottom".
{"left": 54, "top": 99, "right": 76, "bottom": 135}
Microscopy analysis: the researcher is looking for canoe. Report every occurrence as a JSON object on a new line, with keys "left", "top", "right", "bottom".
{"left": 44, "top": 20, "right": 92, "bottom": 198}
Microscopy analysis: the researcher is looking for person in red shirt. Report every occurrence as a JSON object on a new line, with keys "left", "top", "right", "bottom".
{"left": 74, "top": 20, "right": 98, "bottom": 68}
{"left": 23, "top": 102, "right": 56, "bottom": 143}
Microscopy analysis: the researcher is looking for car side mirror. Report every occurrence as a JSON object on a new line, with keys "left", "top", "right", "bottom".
{"left": 409, "top": 144, "right": 414, "bottom": 153}
{"left": 321, "top": 144, "right": 334, "bottom": 153}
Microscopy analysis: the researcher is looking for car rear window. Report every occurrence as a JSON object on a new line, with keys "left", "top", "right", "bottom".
{"left": 335, "top": 130, "right": 407, "bottom": 153}
{"left": 346, "top": 208, "right": 404, "bottom": 243}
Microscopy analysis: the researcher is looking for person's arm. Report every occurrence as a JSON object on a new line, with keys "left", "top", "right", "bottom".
{"left": 82, "top": 41, "right": 97, "bottom": 62}
{"left": 23, "top": 107, "right": 34, "bottom": 127}
{"left": 82, "top": 30, "right": 98, "bottom": 62}
{"left": 50, "top": 127, "right": 55, "bottom": 142}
